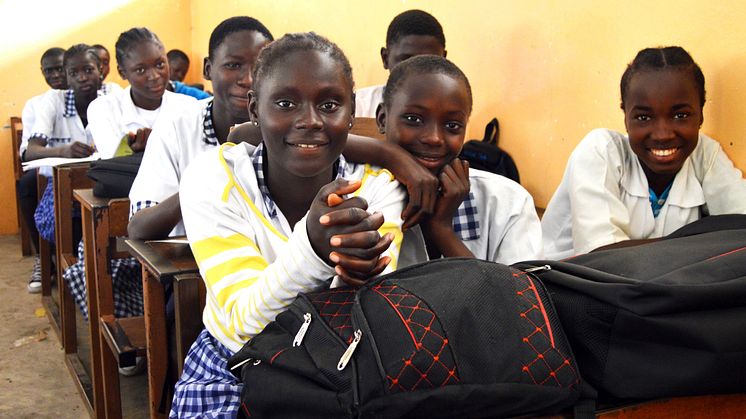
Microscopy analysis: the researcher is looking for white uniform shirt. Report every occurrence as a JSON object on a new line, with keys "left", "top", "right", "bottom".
{"left": 399, "top": 168, "right": 543, "bottom": 267}
{"left": 128, "top": 98, "right": 217, "bottom": 236}
{"left": 354, "top": 84, "right": 384, "bottom": 117}
{"left": 542, "top": 128, "right": 746, "bottom": 259}
{"left": 20, "top": 91, "right": 50, "bottom": 152}
{"left": 87, "top": 86, "right": 196, "bottom": 159}
{"left": 180, "top": 142, "right": 406, "bottom": 352}
{"left": 26, "top": 89, "right": 98, "bottom": 176}
{"left": 102, "top": 82, "right": 123, "bottom": 95}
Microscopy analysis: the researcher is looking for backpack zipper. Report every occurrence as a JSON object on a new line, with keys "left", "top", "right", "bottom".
{"left": 337, "top": 329, "right": 362, "bottom": 371}
{"left": 524, "top": 264, "right": 552, "bottom": 273}
{"left": 293, "top": 313, "right": 312, "bottom": 347}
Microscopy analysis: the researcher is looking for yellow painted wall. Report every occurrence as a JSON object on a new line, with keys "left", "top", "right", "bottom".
{"left": 2, "top": 0, "right": 746, "bottom": 234}
{"left": 0, "top": 0, "right": 192, "bottom": 234}
{"left": 189, "top": 0, "right": 745, "bottom": 211}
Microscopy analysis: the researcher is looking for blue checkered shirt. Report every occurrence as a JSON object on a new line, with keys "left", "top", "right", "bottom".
{"left": 452, "top": 192, "right": 480, "bottom": 241}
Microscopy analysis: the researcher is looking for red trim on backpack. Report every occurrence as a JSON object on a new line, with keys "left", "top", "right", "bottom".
{"left": 372, "top": 286, "right": 418, "bottom": 347}
{"left": 270, "top": 348, "right": 288, "bottom": 365}
{"left": 241, "top": 402, "right": 252, "bottom": 417}
{"left": 525, "top": 274, "right": 555, "bottom": 348}
{"left": 706, "top": 246, "right": 746, "bottom": 261}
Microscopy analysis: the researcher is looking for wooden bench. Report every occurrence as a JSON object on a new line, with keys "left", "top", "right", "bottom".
{"left": 10, "top": 116, "right": 34, "bottom": 256}
{"left": 595, "top": 393, "right": 746, "bottom": 418}
{"left": 76, "top": 189, "right": 141, "bottom": 417}
{"left": 126, "top": 239, "right": 203, "bottom": 418}
{"left": 351, "top": 117, "right": 384, "bottom": 140}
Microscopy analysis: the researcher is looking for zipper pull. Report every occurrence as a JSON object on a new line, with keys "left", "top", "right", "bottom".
{"left": 525, "top": 264, "right": 551, "bottom": 273}
{"left": 337, "top": 329, "right": 362, "bottom": 371}
{"left": 293, "top": 313, "right": 312, "bottom": 347}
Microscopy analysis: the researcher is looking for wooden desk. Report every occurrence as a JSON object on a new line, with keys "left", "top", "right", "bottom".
{"left": 75, "top": 189, "right": 132, "bottom": 417}
{"left": 126, "top": 239, "right": 201, "bottom": 418}
{"left": 596, "top": 393, "right": 746, "bottom": 418}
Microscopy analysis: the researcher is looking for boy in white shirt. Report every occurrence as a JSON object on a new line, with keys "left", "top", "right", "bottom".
{"left": 355, "top": 9, "right": 447, "bottom": 117}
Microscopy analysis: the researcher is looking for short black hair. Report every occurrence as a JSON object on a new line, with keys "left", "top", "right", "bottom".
{"left": 383, "top": 55, "right": 472, "bottom": 115}
{"left": 167, "top": 49, "right": 189, "bottom": 64}
{"left": 91, "top": 44, "right": 109, "bottom": 53}
{"left": 208, "top": 16, "right": 273, "bottom": 59}
{"left": 115, "top": 27, "right": 163, "bottom": 67}
{"left": 252, "top": 32, "right": 353, "bottom": 98}
{"left": 386, "top": 9, "right": 445, "bottom": 49}
{"left": 40, "top": 47, "right": 65, "bottom": 64}
{"left": 620, "top": 46, "right": 706, "bottom": 109}
{"left": 63, "top": 44, "right": 100, "bottom": 68}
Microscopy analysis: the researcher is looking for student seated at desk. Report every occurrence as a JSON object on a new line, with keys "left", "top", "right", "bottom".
{"left": 24, "top": 44, "right": 106, "bottom": 284}
{"left": 541, "top": 46, "right": 746, "bottom": 260}
{"left": 63, "top": 28, "right": 197, "bottom": 337}
{"left": 127, "top": 16, "right": 273, "bottom": 241}
{"left": 355, "top": 9, "right": 447, "bottom": 117}
{"left": 166, "top": 48, "right": 211, "bottom": 100}
{"left": 173, "top": 32, "right": 406, "bottom": 418}
{"left": 19, "top": 46, "right": 68, "bottom": 293}
{"left": 375, "top": 55, "right": 542, "bottom": 265}
{"left": 90, "top": 43, "right": 122, "bottom": 95}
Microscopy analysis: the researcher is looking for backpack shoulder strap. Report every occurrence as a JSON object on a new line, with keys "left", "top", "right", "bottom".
{"left": 482, "top": 118, "right": 500, "bottom": 146}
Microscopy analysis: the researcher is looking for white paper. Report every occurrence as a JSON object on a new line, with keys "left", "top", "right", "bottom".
{"left": 22, "top": 153, "right": 100, "bottom": 171}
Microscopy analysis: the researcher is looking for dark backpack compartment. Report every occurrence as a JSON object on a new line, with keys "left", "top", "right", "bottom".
{"left": 459, "top": 118, "right": 520, "bottom": 183}
{"left": 86, "top": 152, "right": 143, "bottom": 198}
{"left": 229, "top": 259, "right": 582, "bottom": 418}
{"left": 515, "top": 220, "right": 746, "bottom": 401}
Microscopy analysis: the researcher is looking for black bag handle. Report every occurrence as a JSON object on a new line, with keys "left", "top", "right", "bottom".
{"left": 482, "top": 118, "right": 500, "bottom": 146}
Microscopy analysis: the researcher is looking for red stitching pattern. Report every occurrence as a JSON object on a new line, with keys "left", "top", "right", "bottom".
{"left": 308, "top": 287, "right": 357, "bottom": 343}
{"left": 513, "top": 271, "right": 579, "bottom": 388}
{"left": 372, "top": 283, "right": 460, "bottom": 392}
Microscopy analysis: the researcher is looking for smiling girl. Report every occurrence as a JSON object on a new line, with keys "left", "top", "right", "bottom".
{"left": 172, "top": 32, "right": 405, "bottom": 417}
{"left": 542, "top": 46, "right": 746, "bottom": 259}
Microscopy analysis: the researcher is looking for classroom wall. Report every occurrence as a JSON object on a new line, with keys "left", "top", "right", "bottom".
{"left": 2, "top": 0, "right": 746, "bottom": 234}
{"left": 0, "top": 0, "right": 193, "bottom": 234}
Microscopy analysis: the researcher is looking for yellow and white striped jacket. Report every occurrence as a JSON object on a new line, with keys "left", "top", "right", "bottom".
{"left": 179, "top": 142, "right": 406, "bottom": 352}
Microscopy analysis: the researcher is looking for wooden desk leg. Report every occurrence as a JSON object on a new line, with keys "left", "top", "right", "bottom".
{"left": 82, "top": 205, "right": 106, "bottom": 417}
{"left": 173, "top": 274, "right": 203, "bottom": 376}
{"left": 143, "top": 268, "right": 168, "bottom": 419}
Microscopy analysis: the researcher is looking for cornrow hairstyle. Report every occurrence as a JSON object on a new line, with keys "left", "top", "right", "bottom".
{"left": 208, "top": 16, "right": 274, "bottom": 59}
{"left": 252, "top": 32, "right": 354, "bottom": 98}
{"left": 115, "top": 27, "right": 163, "bottom": 67}
{"left": 386, "top": 9, "right": 446, "bottom": 49}
{"left": 63, "top": 43, "right": 100, "bottom": 68}
{"left": 167, "top": 49, "right": 190, "bottom": 65}
{"left": 91, "top": 44, "right": 109, "bottom": 53}
{"left": 40, "top": 47, "right": 65, "bottom": 64}
{"left": 620, "top": 46, "right": 706, "bottom": 109}
{"left": 383, "top": 54, "right": 472, "bottom": 115}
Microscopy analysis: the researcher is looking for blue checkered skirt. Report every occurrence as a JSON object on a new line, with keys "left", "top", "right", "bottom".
{"left": 63, "top": 240, "right": 143, "bottom": 320}
{"left": 170, "top": 329, "right": 242, "bottom": 418}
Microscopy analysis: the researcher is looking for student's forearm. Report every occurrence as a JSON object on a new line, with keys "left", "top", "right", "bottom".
{"left": 127, "top": 193, "right": 182, "bottom": 240}
{"left": 423, "top": 223, "right": 475, "bottom": 259}
{"left": 24, "top": 143, "right": 63, "bottom": 161}
{"left": 343, "top": 134, "right": 388, "bottom": 165}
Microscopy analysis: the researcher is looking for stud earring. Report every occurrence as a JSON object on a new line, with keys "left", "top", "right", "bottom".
{"left": 348, "top": 122, "right": 353, "bottom": 129}
{"left": 252, "top": 121, "right": 258, "bottom": 126}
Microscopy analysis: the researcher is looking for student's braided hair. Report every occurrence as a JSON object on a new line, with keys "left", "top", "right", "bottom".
{"left": 91, "top": 44, "right": 109, "bottom": 54}
{"left": 63, "top": 44, "right": 100, "bottom": 68}
{"left": 115, "top": 27, "right": 163, "bottom": 67}
{"left": 386, "top": 9, "right": 445, "bottom": 49}
{"left": 167, "top": 49, "right": 189, "bottom": 65}
{"left": 383, "top": 55, "right": 472, "bottom": 114}
{"left": 40, "top": 47, "right": 65, "bottom": 64}
{"left": 252, "top": 32, "right": 354, "bottom": 97}
{"left": 620, "top": 46, "right": 706, "bottom": 109}
{"left": 208, "top": 16, "right": 273, "bottom": 59}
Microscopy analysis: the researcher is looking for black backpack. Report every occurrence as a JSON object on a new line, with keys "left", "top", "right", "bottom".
{"left": 515, "top": 216, "right": 746, "bottom": 402}
{"left": 86, "top": 152, "right": 143, "bottom": 198}
{"left": 228, "top": 258, "right": 583, "bottom": 418}
{"left": 459, "top": 118, "right": 520, "bottom": 183}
